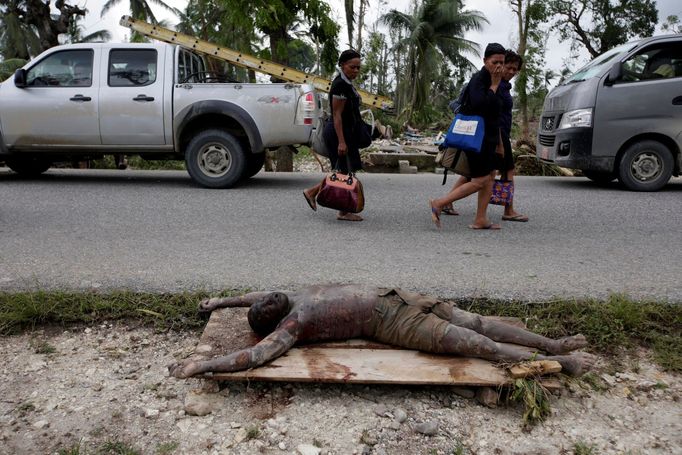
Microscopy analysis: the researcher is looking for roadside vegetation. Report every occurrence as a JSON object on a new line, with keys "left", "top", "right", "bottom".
{"left": 1, "top": 290, "right": 679, "bottom": 373}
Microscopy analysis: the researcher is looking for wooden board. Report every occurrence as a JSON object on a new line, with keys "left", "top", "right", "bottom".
{"left": 192, "top": 307, "right": 562, "bottom": 386}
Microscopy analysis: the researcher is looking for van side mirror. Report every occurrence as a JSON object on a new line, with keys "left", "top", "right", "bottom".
{"left": 605, "top": 62, "right": 622, "bottom": 86}
{"left": 14, "top": 69, "right": 27, "bottom": 88}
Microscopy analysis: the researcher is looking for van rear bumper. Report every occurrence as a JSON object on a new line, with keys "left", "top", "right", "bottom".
{"left": 536, "top": 127, "right": 614, "bottom": 173}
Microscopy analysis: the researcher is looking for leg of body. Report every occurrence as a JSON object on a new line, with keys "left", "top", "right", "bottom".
{"left": 443, "top": 175, "right": 469, "bottom": 215}
{"left": 439, "top": 323, "right": 595, "bottom": 377}
{"left": 198, "top": 292, "right": 272, "bottom": 313}
{"left": 448, "top": 306, "right": 587, "bottom": 355}
{"left": 501, "top": 168, "right": 528, "bottom": 221}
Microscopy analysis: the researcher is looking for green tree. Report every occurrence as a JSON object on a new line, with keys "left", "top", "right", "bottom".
{"left": 508, "top": 0, "right": 547, "bottom": 140}
{"left": 0, "top": 0, "right": 87, "bottom": 57}
{"left": 547, "top": 0, "right": 658, "bottom": 58}
{"left": 661, "top": 15, "right": 681, "bottom": 34}
{"left": 0, "top": 58, "right": 27, "bottom": 82}
{"left": 101, "top": 0, "right": 180, "bottom": 42}
{"left": 381, "top": 0, "right": 486, "bottom": 125}
{"left": 65, "top": 13, "right": 112, "bottom": 44}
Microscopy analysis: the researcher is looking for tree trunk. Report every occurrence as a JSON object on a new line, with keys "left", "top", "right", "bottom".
{"left": 512, "top": 0, "right": 530, "bottom": 141}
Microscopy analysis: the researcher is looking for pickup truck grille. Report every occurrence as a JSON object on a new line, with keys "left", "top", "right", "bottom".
{"left": 538, "top": 134, "right": 555, "bottom": 147}
{"left": 541, "top": 116, "right": 556, "bottom": 132}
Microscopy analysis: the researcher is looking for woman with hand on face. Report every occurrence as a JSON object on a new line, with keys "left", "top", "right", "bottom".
{"left": 429, "top": 43, "right": 506, "bottom": 230}
{"left": 304, "top": 49, "right": 365, "bottom": 222}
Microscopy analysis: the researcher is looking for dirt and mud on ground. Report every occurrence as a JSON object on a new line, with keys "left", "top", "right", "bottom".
{"left": 1, "top": 323, "right": 680, "bottom": 455}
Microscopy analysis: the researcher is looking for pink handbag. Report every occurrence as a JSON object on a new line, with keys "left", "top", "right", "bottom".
{"left": 316, "top": 171, "right": 365, "bottom": 213}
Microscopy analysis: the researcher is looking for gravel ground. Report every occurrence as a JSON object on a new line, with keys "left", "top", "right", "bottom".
{"left": 1, "top": 324, "right": 680, "bottom": 455}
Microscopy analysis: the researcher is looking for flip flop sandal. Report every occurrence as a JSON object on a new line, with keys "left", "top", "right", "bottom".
{"left": 442, "top": 206, "right": 459, "bottom": 216}
{"left": 429, "top": 200, "right": 441, "bottom": 229}
{"left": 468, "top": 223, "right": 501, "bottom": 230}
{"left": 502, "top": 214, "right": 528, "bottom": 222}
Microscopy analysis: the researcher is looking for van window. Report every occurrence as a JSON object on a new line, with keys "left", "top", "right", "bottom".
{"left": 620, "top": 42, "right": 682, "bottom": 83}
{"left": 26, "top": 50, "right": 94, "bottom": 87}
{"left": 563, "top": 42, "right": 637, "bottom": 85}
{"left": 108, "top": 49, "right": 157, "bottom": 87}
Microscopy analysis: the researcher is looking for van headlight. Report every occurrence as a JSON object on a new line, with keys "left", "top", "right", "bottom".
{"left": 558, "top": 108, "right": 592, "bottom": 129}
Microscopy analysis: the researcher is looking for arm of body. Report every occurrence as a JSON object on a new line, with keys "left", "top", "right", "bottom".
{"left": 199, "top": 292, "right": 273, "bottom": 313}
{"left": 168, "top": 317, "right": 300, "bottom": 378}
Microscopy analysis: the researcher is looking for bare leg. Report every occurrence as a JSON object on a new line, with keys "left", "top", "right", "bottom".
{"left": 449, "top": 307, "right": 587, "bottom": 355}
{"left": 303, "top": 182, "right": 322, "bottom": 211}
{"left": 502, "top": 168, "right": 528, "bottom": 221}
{"left": 443, "top": 176, "right": 468, "bottom": 215}
{"left": 470, "top": 172, "right": 500, "bottom": 229}
{"left": 439, "top": 324, "right": 596, "bottom": 376}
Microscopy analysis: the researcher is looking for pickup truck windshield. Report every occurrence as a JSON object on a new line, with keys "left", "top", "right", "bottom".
{"left": 562, "top": 42, "right": 637, "bottom": 85}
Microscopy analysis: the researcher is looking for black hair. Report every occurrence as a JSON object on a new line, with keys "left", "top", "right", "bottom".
{"left": 338, "top": 49, "right": 361, "bottom": 65}
{"left": 247, "top": 292, "right": 290, "bottom": 336}
{"left": 484, "top": 42, "right": 506, "bottom": 59}
{"left": 504, "top": 50, "right": 524, "bottom": 69}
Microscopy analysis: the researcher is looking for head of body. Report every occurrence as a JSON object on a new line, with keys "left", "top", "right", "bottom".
{"left": 503, "top": 50, "right": 523, "bottom": 82}
{"left": 483, "top": 43, "right": 506, "bottom": 78}
{"left": 247, "top": 292, "right": 291, "bottom": 336}
{"left": 338, "top": 49, "right": 361, "bottom": 81}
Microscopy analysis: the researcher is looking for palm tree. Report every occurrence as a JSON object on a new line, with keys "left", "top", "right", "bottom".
{"left": 66, "top": 14, "right": 112, "bottom": 44}
{"left": 381, "top": 0, "right": 487, "bottom": 124}
{"left": 0, "top": 1, "right": 41, "bottom": 59}
{"left": 101, "top": 0, "right": 180, "bottom": 42}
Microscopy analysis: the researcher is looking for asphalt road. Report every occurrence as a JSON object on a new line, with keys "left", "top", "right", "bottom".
{"left": 1, "top": 168, "right": 680, "bottom": 302}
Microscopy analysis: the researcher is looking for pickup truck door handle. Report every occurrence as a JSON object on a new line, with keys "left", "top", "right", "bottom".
{"left": 133, "top": 95, "right": 155, "bottom": 102}
{"left": 69, "top": 94, "right": 91, "bottom": 102}
{"left": 673, "top": 96, "right": 682, "bottom": 105}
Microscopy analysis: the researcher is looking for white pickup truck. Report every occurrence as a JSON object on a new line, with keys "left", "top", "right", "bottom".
{"left": 0, "top": 42, "right": 318, "bottom": 188}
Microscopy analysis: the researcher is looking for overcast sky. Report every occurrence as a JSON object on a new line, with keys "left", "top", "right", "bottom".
{"left": 80, "top": 0, "right": 682, "bottom": 74}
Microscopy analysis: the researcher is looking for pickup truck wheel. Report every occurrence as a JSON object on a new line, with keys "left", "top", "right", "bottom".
{"left": 617, "top": 140, "right": 673, "bottom": 192}
{"left": 185, "top": 129, "right": 246, "bottom": 188}
{"left": 242, "top": 152, "right": 266, "bottom": 179}
{"left": 6, "top": 157, "right": 51, "bottom": 176}
{"left": 583, "top": 170, "right": 615, "bottom": 184}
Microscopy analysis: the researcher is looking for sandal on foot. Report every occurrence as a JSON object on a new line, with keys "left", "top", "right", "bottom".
{"left": 337, "top": 213, "right": 363, "bottom": 221}
{"left": 442, "top": 206, "right": 459, "bottom": 216}
{"left": 501, "top": 214, "right": 528, "bottom": 222}
{"left": 429, "top": 200, "right": 442, "bottom": 229}
{"left": 468, "top": 223, "right": 501, "bottom": 230}
{"left": 303, "top": 191, "right": 317, "bottom": 211}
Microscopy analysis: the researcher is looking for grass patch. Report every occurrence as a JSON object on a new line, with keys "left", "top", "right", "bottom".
{"left": 1, "top": 291, "right": 679, "bottom": 371}
{"left": 0, "top": 290, "right": 231, "bottom": 335}
{"left": 573, "top": 441, "right": 598, "bottom": 455}
{"left": 464, "top": 294, "right": 682, "bottom": 372}
{"left": 30, "top": 337, "right": 57, "bottom": 354}
{"left": 509, "top": 378, "right": 552, "bottom": 427}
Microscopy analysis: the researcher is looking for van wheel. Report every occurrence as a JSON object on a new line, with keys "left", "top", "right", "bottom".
{"left": 583, "top": 170, "right": 615, "bottom": 184}
{"left": 6, "top": 157, "right": 51, "bottom": 176}
{"left": 618, "top": 140, "right": 673, "bottom": 191}
{"left": 242, "top": 152, "right": 266, "bottom": 179}
{"left": 185, "top": 129, "right": 246, "bottom": 188}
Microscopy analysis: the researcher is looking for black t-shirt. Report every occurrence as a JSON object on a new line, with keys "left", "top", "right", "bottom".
{"left": 462, "top": 66, "right": 502, "bottom": 147}
{"left": 328, "top": 74, "right": 361, "bottom": 131}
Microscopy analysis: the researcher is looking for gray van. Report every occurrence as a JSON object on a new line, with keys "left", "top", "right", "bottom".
{"left": 537, "top": 35, "right": 682, "bottom": 191}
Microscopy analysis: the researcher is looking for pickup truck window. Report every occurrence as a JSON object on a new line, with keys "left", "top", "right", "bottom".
{"left": 108, "top": 49, "right": 157, "bottom": 87}
{"left": 26, "top": 49, "right": 93, "bottom": 87}
{"left": 178, "top": 49, "right": 205, "bottom": 83}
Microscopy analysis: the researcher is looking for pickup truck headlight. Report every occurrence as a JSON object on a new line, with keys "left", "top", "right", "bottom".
{"left": 558, "top": 108, "right": 593, "bottom": 129}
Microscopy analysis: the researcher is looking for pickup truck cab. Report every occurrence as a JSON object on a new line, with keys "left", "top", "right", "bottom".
{"left": 537, "top": 35, "right": 682, "bottom": 191}
{"left": 0, "top": 42, "right": 317, "bottom": 188}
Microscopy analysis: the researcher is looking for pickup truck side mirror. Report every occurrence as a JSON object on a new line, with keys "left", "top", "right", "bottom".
{"left": 14, "top": 69, "right": 27, "bottom": 88}
{"left": 605, "top": 62, "right": 622, "bottom": 86}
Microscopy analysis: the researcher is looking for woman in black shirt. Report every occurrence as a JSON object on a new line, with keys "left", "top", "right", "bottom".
{"left": 304, "top": 50, "right": 365, "bottom": 222}
{"left": 429, "top": 43, "right": 506, "bottom": 230}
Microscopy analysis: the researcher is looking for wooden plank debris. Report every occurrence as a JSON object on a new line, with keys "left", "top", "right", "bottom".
{"left": 508, "top": 360, "right": 563, "bottom": 379}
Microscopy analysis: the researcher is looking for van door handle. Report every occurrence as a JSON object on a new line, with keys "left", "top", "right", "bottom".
{"left": 69, "top": 94, "right": 91, "bottom": 102}
{"left": 133, "top": 95, "right": 155, "bottom": 102}
{"left": 673, "top": 96, "right": 682, "bottom": 105}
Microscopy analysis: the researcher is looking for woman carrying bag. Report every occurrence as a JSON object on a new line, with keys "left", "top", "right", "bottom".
{"left": 429, "top": 43, "right": 506, "bottom": 230}
{"left": 304, "top": 49, "right": 367, "bottom": 222}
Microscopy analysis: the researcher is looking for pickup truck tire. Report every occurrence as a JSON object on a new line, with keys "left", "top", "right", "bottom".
{"left": 6, "top": 157, "right": 51, "bottom": 176}
{"left": 617, "top": 140, "right": 673, "bottom": 192}
{"left": 185, "top": 129, "right": 246, "bottom": 188}
{"left": 242, "top": 152, "right": 266, "bottom": 179}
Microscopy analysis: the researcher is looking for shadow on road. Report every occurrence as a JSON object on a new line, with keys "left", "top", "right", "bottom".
{"left": 541, "top": 177, "right": 682, "bottom": 193}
